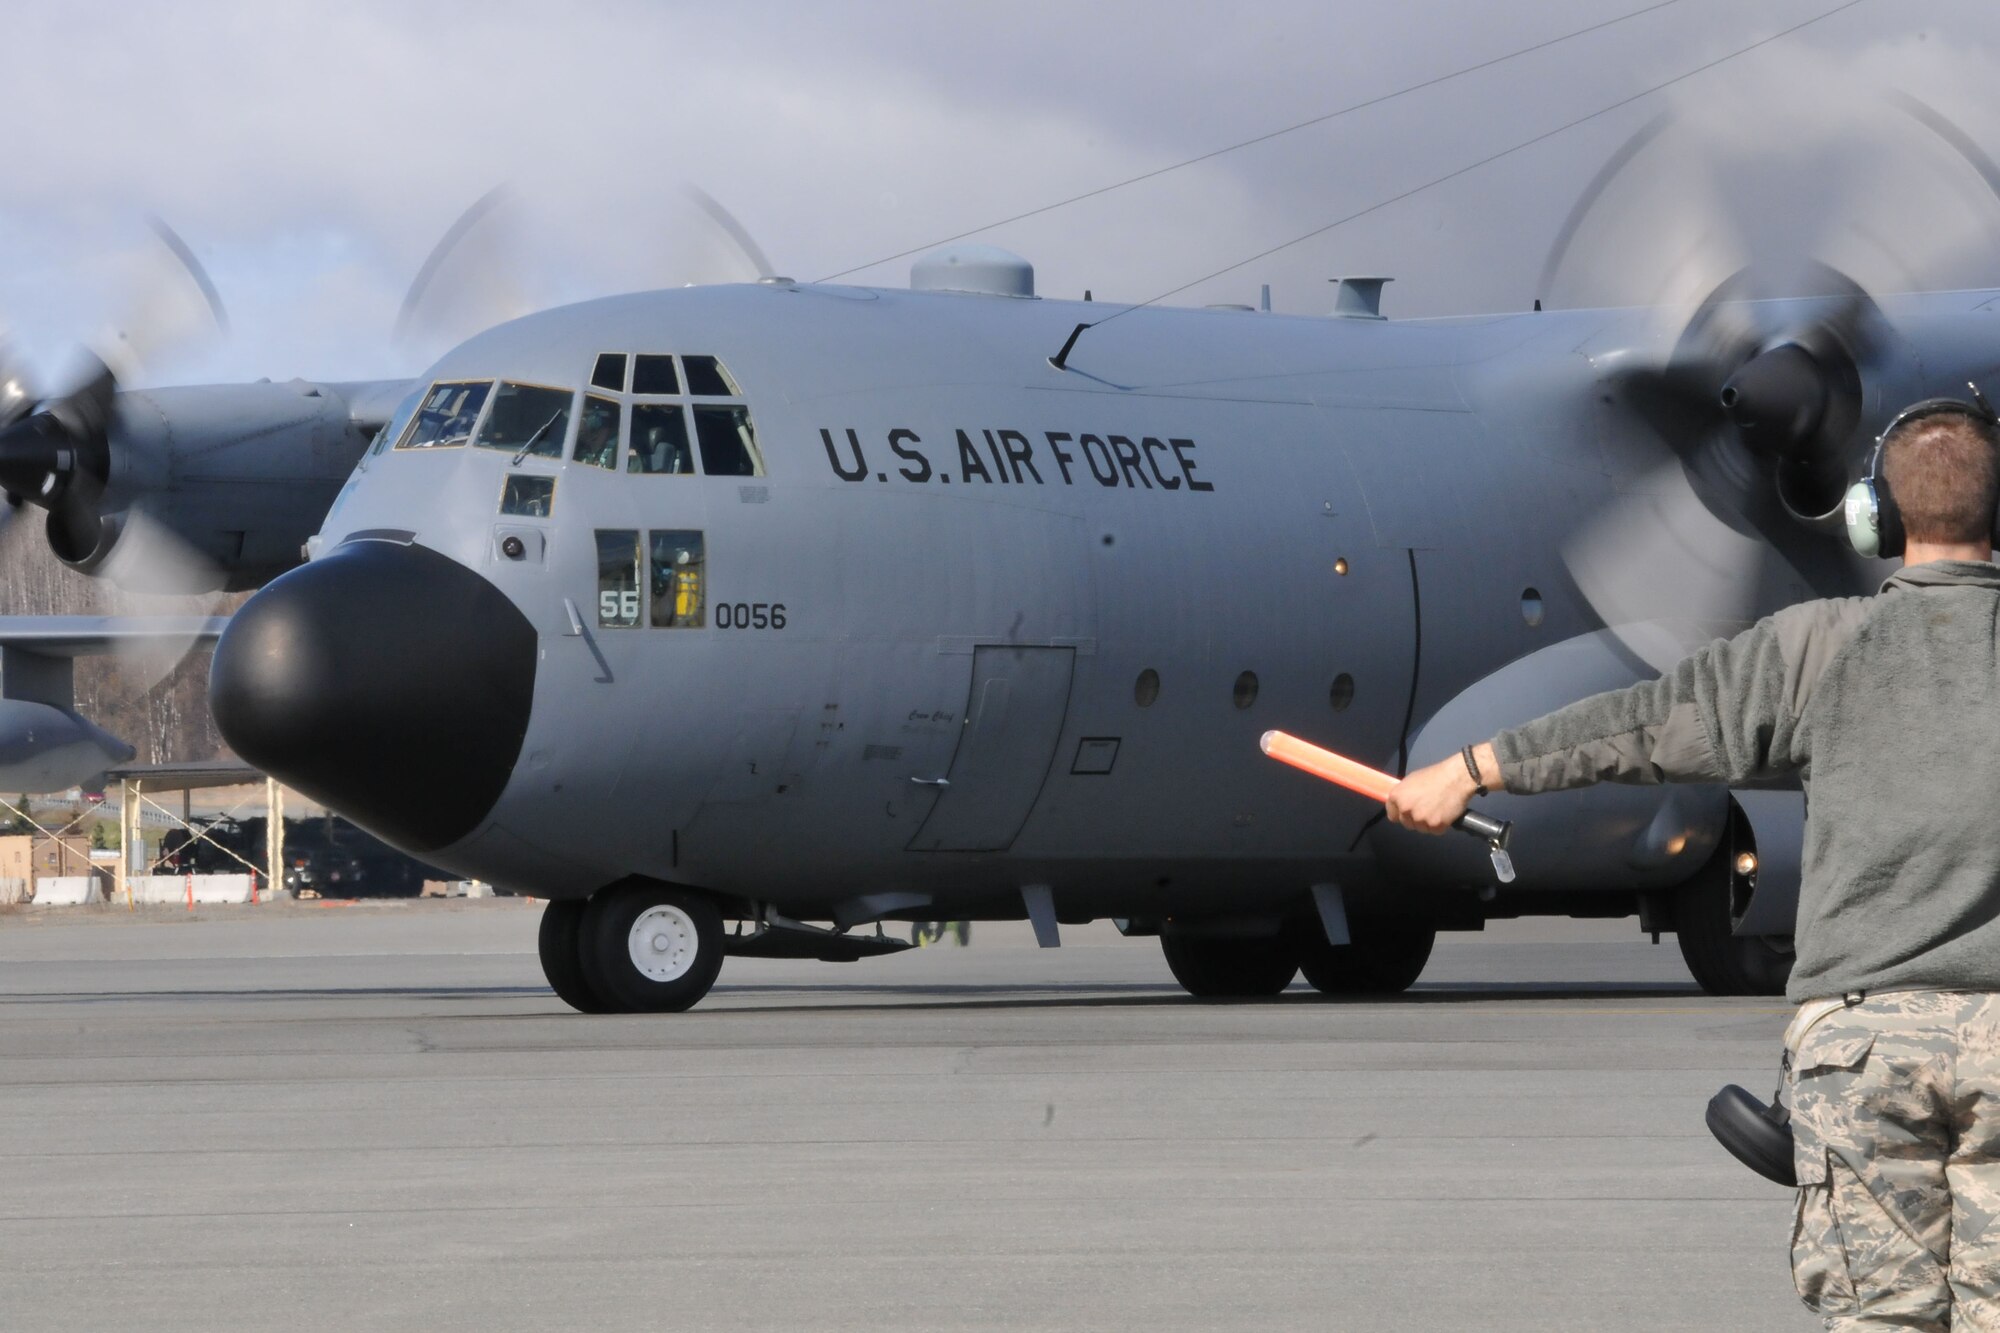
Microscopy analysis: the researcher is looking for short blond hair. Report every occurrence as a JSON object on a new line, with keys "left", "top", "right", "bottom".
{"left": 1882, "top": 412, "right": 2000, "bottom": 546}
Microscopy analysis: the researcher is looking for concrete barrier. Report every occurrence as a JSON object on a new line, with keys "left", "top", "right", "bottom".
{"left": 127, "top": 874, "right": 257, "bottom": 906}
{"left": 32, "top": 876, "right": 100, "bottom": 906}
{"left": 0, "top": 877, "right": 26, "bottom": 906}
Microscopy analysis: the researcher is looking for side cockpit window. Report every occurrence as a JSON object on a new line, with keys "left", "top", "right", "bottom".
{"left": 693, "top": 405, "right": 760, "bottom": 477}
{"left": 396, "top": 380, "right": 491, "bottom": 449}
{"left": 683, "top": 355, "right": 740, "bottom": 396}
{"left": 474, "top": 382, "right": 572, "bottom": 459}
{"left": 573, "top": 395, "right": 621, "bottom": 470}
{"left": 616, "top": 354, "right": 762, "bottom": 477}
{"left": 629, "top": 404, "right": 694, "bottom": 475}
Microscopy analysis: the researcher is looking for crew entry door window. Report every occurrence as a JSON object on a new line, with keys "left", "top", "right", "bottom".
{"left": 595, "top": 530, "right": 642, "bottom": 628}
{"left": 649, "top": 530, "right": 705, "bottom": 628}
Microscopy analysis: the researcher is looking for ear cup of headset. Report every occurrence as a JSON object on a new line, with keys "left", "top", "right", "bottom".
{"left": 1843, "top": 475, "right": 1903, "bottom": 560}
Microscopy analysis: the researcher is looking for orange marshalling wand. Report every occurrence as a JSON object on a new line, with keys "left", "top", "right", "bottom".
{"left": 1258, "top": 729, "right": 1397, "bottom": 802}
{"left": 1257, "top": 729, "right": 1517, "bottom": 882}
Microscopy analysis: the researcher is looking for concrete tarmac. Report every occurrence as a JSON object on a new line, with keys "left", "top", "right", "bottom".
{"left": 0, "top": 902, "right": 1805, "bottom": 1331}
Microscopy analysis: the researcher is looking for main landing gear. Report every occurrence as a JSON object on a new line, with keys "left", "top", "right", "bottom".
{"left": 1160, "top": 916, "right": 1437, "bottom": 1001}
{"left": 537, "top": 882, "right": 725, "bottom": 1013}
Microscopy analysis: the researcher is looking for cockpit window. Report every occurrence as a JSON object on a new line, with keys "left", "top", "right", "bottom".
{"left": 396, "top": 380, "right": 491, "bottom": 449}
{"left": 590, "top": 353, "right": 626, "bottom": 392}
{"left": 474, "top": 382, "right": 572, "bottom": 459}
{"left": 683, "top": 356, "right": 740, "bottom": 396}
{"left": 370, "top": 387, "right": 420, "bottom": 456}
{"left": 632, "top": 355, "right": 680, "bottom": 395}
{"left": 500, "top": 474, "right": 555, "bottom": 518}
{"left": 628, "top": 404, "right": 695, "bottom": 475}
{"left": 573, "top": 395, "right": 621, "bottom": 470}
{"left": 693, "top": 405, "right": 762, "bottom": 476}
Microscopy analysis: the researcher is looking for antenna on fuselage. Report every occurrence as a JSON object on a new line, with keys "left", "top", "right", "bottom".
{"left": 1048, "top": 322, "right": 1093, "bottom": 372}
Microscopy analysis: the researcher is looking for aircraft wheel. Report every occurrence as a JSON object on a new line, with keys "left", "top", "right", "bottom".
{"left": 1674, "top": 845, "right": 1792, "bottom": 997}
{"left": 538, "top": 897, "right": 613, "bottom": 1013}
{"left": 580, "top": 882, "right": 725, "bottom": 1012}
{"left": 1297, "top": 918, "right": 1435, "bottom": 995}
{"left": 1160, "top": 935, "right": 1298, "bottom": 999}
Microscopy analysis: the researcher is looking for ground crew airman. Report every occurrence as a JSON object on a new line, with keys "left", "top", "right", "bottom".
{"left": 1385, "top": 399, "right": 2000, "bottom": 1330}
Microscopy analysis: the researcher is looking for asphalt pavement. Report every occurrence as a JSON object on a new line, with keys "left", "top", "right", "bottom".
{"left": 0, "top": 901, "right": 1805, "bottom": 1331}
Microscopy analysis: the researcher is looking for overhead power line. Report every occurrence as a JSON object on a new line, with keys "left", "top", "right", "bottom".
{"left": 1084, "top": 0, "right": 1869, "bottom": 332}
{"left": 813, "top": 0, "right": 1686, "bottom": 283}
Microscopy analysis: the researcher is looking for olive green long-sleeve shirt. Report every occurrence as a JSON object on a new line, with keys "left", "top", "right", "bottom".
{"left": 1492, "top": 561, "right": 2000, "bottom": 1002}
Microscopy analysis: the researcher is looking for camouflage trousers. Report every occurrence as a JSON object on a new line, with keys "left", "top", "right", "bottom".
{"left": 1788, "top": 991, "right": 2000, "bottom": 1331}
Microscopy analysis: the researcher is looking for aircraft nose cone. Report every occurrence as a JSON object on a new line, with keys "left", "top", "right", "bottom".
{"left": 209, "top": 540, "right": 538, "bottom": 853}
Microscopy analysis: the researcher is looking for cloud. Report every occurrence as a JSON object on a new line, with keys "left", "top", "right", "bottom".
{"left": 0, "top": 0, "right": 1992, "bottom": 385}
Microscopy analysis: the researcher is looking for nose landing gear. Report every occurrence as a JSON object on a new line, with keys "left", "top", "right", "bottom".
{"left": 536, "top": 882, "right": 726, "bottom": 1013}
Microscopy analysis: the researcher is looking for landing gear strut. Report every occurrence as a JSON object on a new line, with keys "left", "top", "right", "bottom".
{"left": 537, "top": 882, "right": 726, "bottom": 1013}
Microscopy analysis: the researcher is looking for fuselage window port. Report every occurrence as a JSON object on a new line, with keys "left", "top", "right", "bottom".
{"left": 590, "top": 353, "right": 627, "bottom": 392}
{"left": 396, "top": 380, "right": 492, "bottom": 449}
{"left": 1520, "top": 587, "right": 1545, "bottom": 628}
{"left": 474, "top": 382, "right": 573, "bottom": 460}
{"left": 649, "top": 530, "right": 706, "bottom": 628}
{"left": 694, "top": 404, "right": 763, "bottom": 476}
{"left": 1134, "top": 668, "right": 1161, "bottom": 707}
{"left": 573, "top": 395, "right": 621, "bottom": 470}
{"left": 683, "top": 355, "right": 741, "bottom": 396}
{"left": 630, "top": 404, "right": 696, "bottom": 475}
{"left": 595, "top": 529, "right": 642, "bottom": 628}
{"left": 500, "top": 474, "right": 555, "bottom": 518}
{"left": 1330, "top": 673, "right": 1355, "bottom": 711}
{"left": 632, "top": 355, "right": 680, "bottom": 395}
{"left": 1233, "top": 671, "right": 1259, "bottom": 709}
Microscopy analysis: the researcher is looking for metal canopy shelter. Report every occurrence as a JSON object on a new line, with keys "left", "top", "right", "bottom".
{"left": 100, "top": 761, "right": 286, "bottom": 906}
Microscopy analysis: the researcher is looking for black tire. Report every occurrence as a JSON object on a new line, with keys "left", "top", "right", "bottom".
{"left": 538, "top": 897, "right": 613, "bottom": 1013}
{"left": 580, "top": 882, "right": 725, "bottom": 1013}
{"left": 1674, "top": 841, "right": 1792, "bottom": 997}
{"left": 1160, "top": 935, "right": 1299, "bottom": 999}
{"left": 1297, "top": 918, "right": 1435, "bottom": 995}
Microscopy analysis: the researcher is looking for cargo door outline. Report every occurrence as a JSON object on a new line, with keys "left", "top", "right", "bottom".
{"left": 907, "top": 646, "right": 1075, "bottom": 852}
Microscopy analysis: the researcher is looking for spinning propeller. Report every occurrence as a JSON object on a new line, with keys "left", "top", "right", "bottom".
{"left": 1543, "top": 92, "right": 2000, "bottom": 664}
{"left": 0, "top": 219, "right": 234, "bottom": 688}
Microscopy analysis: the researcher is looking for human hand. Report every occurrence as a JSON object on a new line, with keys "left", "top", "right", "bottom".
{"left": 1385, "top": 743, "right": 1496, "bottom": 835}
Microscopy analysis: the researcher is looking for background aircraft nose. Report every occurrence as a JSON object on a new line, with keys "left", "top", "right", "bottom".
{"left": 209, "top": 540, "right": 538, "bottom": 853}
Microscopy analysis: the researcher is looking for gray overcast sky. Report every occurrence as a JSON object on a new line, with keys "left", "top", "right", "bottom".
{"left": 1, "top": 0, "right": 1993, "bottom": 386}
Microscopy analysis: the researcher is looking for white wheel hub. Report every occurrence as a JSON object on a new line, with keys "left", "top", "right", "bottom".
{"left": 626, "top": 903, "right": 699, "bottom": 983}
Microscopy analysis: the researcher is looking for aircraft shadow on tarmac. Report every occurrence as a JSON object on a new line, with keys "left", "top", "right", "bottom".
{"left": 0, "top": 980, "right": 1712, "bottom": 1012}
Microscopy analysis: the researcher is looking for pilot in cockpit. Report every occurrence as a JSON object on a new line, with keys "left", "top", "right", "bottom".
{"left": 574, "top": 405, "right": 618, "bottom": 469}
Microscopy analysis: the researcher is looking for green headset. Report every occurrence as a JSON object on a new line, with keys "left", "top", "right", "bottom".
{"left": 1842, "top": 384, "right": 2000, "bottom": 559}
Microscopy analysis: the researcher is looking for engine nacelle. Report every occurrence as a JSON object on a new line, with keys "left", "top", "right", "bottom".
{"left": 56, "top": 380, "right": 378, "bottom": 592}
{"left": 0, "top": 699, "right": 134, "bottom": 794}
{"left": 1371, "top": 629, "right": 1731, "bottom": 891}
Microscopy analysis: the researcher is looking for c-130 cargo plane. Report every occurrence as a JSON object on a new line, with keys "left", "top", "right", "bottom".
{"left": 3, "top": 75, "right": 1994, "bottom": 1011}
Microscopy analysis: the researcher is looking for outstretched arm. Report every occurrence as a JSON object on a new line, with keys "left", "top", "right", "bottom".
{"left": 1386, "top": 609, "right": 1825, "bottom": 836}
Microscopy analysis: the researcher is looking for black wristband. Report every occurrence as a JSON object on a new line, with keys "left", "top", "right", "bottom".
{"left": 1461, "top": 744, "right": 1489, "bottom": 797}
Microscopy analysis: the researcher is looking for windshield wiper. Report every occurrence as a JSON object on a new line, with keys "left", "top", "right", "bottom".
{"left": 511, "top": 410, "right": 565, "bottom": 466}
